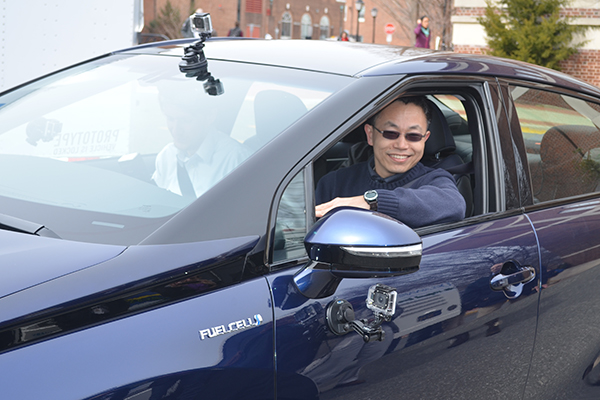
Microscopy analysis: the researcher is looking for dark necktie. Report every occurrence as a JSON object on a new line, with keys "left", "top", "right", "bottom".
{"left": 177, "top": 162, "right": 196, "bottom": 198}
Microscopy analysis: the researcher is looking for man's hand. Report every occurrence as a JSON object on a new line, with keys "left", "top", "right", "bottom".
{"left": 315, "top": 195, "right": 369, "bottom": 218}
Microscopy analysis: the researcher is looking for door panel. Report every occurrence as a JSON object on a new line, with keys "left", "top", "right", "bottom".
{"left": 525, "top": 201, "right": 600, "bottom": 399}
{"left": 271, "top": 215, "right": 540, "bottom": 399}
{"left": 505, "top": 82, "right": 600, "bottom": 398}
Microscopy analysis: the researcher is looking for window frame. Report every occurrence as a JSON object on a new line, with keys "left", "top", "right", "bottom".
{"left": 301, "top": 14, "right": 313, "bottom": 39}
{"left": 319, "top": 16, "right": 330, "bottom": 40}
{"left": 268, "top": 75, "right": 507, "bottom": 269}
{"left": 500, "top": 78, "right": 600, "bottom": 210}
{"left": 281, "top": 12, "right": 292, "bottom": 39}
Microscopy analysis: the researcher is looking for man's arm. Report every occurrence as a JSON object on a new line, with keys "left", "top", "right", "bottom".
{"left": 315, "top": 169, "right": 466, "bottom": 228}
{"left": 376, "top": 171, "right": 466, "bottom": 228}
{"left": 315, "top": 168, "right": 370, "bottom": 217}
{"left": 315, "top": 196, "right": 369, "bottom": 218}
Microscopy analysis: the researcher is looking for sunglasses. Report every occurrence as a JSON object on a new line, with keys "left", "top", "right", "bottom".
{"left": 372, "top": 125, "right": 427, "bottom": 142}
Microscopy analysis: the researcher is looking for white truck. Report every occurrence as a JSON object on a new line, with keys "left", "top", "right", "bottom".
{"left": 0, "top": 0, "right": 144, "bottom": 93}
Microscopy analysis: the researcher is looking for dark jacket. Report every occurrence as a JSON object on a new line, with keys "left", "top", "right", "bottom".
{"left": 316, "top": 158, "right": 466, "bottom": 228}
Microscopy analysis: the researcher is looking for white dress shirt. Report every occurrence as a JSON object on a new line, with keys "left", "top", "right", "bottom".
{"left": 153, "top": 130, "right": 250, "bottom": 197}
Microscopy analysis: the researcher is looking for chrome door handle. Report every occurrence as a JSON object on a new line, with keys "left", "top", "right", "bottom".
{"left": 490, "top": 266, "right": 536, "bottom": 291}
{"left": 489, "top": 260, "right": 536, "bottom": 300}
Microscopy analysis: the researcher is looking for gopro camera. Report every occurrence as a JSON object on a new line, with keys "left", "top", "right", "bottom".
{"left": 203, "top": 76, "right": 224, "bottom": 96}
{"left": 190, "top": 12, "right": 213, "bottom": 38}
{"left": 366, "top": 284, "right": 397, "bottom": 318}
{"left": 326, "top": 283, "right": 398, "bottom": 342}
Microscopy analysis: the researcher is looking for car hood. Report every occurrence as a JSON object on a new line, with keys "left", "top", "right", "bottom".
{"left": 0, "top": 230, "right": 126, "bottom": 299}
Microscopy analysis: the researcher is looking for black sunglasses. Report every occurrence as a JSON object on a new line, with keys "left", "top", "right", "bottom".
{"left": 372, "top": 125, "right": 427, "bottom": 142}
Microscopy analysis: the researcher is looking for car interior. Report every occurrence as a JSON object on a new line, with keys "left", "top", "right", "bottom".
{"left": 312, "top": 93, "right": 477, "bottom": 221}
{"left": 512, "top": 87, "right": 600, "bottom": 204}
{"left": 528, "top": 124, "right": 600, "bottom": 203}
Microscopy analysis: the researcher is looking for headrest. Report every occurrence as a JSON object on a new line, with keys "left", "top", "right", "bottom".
{"left": 424, "top": 99, "right": 456, "bottom": 158}
{"left": 540, "top": 125, "right": 600, "bottom": 165}
{"left": 254, "top": 90, "right": 307, "bottom": 139}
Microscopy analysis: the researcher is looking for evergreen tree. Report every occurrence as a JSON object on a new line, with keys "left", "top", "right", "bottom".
{"left": 478, "top": 0, "right": 590, "bottom": 70}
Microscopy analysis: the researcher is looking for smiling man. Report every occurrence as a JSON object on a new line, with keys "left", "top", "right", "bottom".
{"left": 315, "top": 96, "right": 466, "bottom": 228}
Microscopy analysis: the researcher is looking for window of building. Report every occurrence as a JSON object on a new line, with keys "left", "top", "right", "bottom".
{"left": 319, "top": 16, "right": 330, "bottom": 39}
{"left": 281, "top": 12, "right": 292, "bottom": 39}
{"left": 245, "top": 0, "right": 262, "bottom": 14}
{"left": 301, "top": 14, "right": 313, "bottom": 39}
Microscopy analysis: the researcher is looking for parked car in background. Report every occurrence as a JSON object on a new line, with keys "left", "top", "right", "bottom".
{"left": 2, "top": 22, "right": 600, "bottom": 399}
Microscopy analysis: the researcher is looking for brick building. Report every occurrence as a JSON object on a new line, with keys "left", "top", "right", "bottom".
{"left": 142, "top": 0, "right": 418, "bottom": 45}
{"left": 144, "top": 0, "right": 600, "bottom": 87}
{"left": 143, "top": 0, "right": 347, "bottom": 40}
{"left": 452, "top": 0, "right": 600, "bottom": 86}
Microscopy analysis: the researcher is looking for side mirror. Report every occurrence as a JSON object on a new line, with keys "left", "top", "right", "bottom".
{"left": 294, "top": 207, "right": 421, "bottom": 298}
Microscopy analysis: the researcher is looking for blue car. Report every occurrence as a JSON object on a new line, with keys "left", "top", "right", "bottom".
{"left": 2, "top": 24, "right": 600, "bottom": 399}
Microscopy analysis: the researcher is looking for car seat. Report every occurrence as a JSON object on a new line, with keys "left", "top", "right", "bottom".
{"left": 245, "top": 90, "right": 308, "bottom": 151}
{"left": 534, "top": 125, "right": 600, "bottom": 202}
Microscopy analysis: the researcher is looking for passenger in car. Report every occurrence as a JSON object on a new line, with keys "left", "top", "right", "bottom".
{"left": 152, "top": 83, "right": 250, "bottom": 198}
{"left": 315, "top": 96, "right": 466, "bottom": 228}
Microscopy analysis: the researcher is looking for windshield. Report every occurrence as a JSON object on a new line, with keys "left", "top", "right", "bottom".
{"left": 0, "top": 53, "right": 351, "bottom": 245}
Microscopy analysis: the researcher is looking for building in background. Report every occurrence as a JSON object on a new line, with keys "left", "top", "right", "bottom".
{"left": 143, "top": 0, "right": 600, "bottom": 86}
{"left": 142, "top": 0, "right": 448, "bottom": 47}
{"left": 143, "top": 0, "right": 348, "bottom": 41}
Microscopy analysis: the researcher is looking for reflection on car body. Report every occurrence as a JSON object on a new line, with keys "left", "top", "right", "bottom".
{"left": 393, "top": 282, "right": 461, "bottom": 337}
{"left": 3, "top": 13, "right": 600, "bottom": 399}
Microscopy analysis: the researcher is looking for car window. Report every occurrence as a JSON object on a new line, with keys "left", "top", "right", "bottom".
{"left": 511, "top": 86, "right": 600, "bottom": 203}
{"left": 0, "top": 54, "right": 351, "bottom": 245}
{"left": 312, "top": 89, "right": 478, "bottom": 229}
{"left": 431, "top": 94, "right": 472, "bottom": 163}
{"left": 273, "top": 170, "right": 307, "bottom": 263}
{"left": 433, "top": 94, "right": 468, "bottom": 122}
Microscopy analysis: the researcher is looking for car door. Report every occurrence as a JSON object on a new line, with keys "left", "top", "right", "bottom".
{"left": 503, "top": 81, "right": 600, "bottom": 399}
{"left": 268, "top": 78, "right": 542, "bottom": 399}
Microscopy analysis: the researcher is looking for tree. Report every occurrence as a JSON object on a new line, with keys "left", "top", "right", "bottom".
{"left": 478, "top": 0, "right": 590, "bottom": 70}
{"left": 147, "top": 0, "right": 184, "bottom": 40}
{"left": 373, "top": 0, "right": 453, "bottom": 49}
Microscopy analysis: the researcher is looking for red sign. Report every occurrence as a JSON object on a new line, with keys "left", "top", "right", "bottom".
{"left": 384, "top": 23, "right": 395, "bottom": 35}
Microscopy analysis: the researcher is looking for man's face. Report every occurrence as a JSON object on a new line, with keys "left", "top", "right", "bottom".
{"left": 161, "top": 102, "right": 208, "bottom": 156}
{"left": 365, "top": 101, "right": 430, "bottom": 178}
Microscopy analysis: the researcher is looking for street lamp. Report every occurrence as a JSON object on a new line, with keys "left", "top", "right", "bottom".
{"left": 340, "top": 4, "right": 344, "bottom": 37}
{"left": 371, "top": 7, "right": 378, "bottom": 43}
{"left": 355, "top": 0, "right": 363, "bottom": 42}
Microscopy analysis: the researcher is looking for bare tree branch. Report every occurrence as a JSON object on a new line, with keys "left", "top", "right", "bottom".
{"left": 371, "top": 0, "right": 452, "bottom": 48}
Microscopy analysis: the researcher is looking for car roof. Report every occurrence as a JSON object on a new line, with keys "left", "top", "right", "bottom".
{"left": 122, "top": 38, "right": 600, "bottom": 98}
{"left": 123, "top": 38, "right": 435, "bottom": 77}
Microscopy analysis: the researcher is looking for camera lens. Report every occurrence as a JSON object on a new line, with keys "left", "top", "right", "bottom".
{"left": 193, "top": 17, "right": 205, "bottom": 30}
{"left": 374, "top": 292, "right": 389, "bottom": 307}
